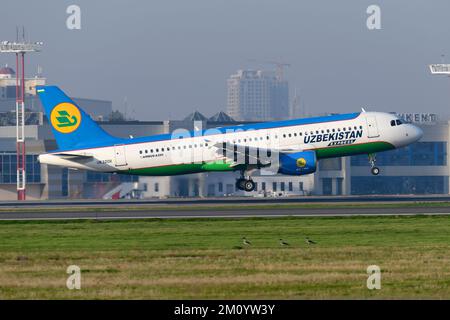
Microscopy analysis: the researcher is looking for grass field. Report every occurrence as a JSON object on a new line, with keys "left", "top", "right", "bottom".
{"left": 0, "top": 215, "right": 449, "bottom": 299}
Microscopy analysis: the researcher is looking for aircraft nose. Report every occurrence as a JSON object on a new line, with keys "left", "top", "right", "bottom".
{"left": 407, "top": 124, "right": 423, "bottom": 142}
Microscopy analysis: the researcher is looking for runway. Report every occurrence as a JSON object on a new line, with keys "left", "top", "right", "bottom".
{"left": 1, "top": 194, "right": 450, "bottom": 208}
{"left": 0, "top": 203, "right": 449, "bottom": 221}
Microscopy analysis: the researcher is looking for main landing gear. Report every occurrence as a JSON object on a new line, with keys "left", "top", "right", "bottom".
{"left": 236, "top": 170, "right": 256, "bottom": 192}
{"left": 369, "top": 153, "right": 380, "bottom": 176}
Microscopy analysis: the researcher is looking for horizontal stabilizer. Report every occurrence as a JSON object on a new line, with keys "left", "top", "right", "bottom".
{"left": 52, "top": 152, "right": 94, "bottom": 159}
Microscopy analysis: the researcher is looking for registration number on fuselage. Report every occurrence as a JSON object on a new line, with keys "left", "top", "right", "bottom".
{"left": 97, "top": 159, "right": 112, "bottom": 164}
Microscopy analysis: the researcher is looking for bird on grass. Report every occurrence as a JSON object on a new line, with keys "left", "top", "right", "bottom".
{"left": 242, "top": 237, "right": 251, "bottom": 246}
{"left": 305, "top": 237, "right": 317, "bottom": 245}
{"left": 279, "top": 239, "right": 290, "bottom": 246}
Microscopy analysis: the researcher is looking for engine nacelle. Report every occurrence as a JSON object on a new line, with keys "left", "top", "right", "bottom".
{"left": 278, "top": 150, "right": 317, "bottom": 175}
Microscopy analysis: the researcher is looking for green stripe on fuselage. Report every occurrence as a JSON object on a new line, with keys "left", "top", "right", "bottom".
{"left": 119, "top": 141, "right": 395, "bottom": 176}
{"left": 122, "top": 161, "right": 234, "bottom": 176}
{"left": 314, "top": 141, "right": 395, "bottom": 159}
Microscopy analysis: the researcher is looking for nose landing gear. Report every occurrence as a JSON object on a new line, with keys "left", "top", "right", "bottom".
{"left": 369, "top": 153, "right": 380, "bottom": 176}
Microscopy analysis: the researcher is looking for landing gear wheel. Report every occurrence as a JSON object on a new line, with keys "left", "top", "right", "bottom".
{"left": 236, "top": 178, "right": 246, "bottom": 191}
{"left": 368, "top": 153, "right": 379, "bottom": 176}
{"left": 243, "top": 180, "right": 256, "bottom": 192}
{"left": 237, "top": 169, "right": 255, "bottom": 192}
{"left": 371, "top": 167, "right": 380, "bottom": 176}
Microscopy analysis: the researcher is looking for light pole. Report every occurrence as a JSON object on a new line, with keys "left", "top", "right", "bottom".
{"left": 0, "top": 40, "right": 43, "bottom": 200}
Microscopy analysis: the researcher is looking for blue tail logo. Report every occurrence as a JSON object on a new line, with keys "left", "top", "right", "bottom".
{"left": 36, "top": 85, "right": 122, "bottom": 150}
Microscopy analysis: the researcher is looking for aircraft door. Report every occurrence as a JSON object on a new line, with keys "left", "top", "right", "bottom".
{"left": 114, "top": 144, "right": 128, "bottom": 167}
{"left": 365, "top": 116, "right": 380, "bottom": 138}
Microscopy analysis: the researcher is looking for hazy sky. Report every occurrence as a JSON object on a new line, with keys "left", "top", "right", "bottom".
{"left": 1, "top": 0, "right": 450, "bottom": 120}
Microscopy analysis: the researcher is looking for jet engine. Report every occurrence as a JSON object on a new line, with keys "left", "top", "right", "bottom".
{"left": 278, "top": 150, "right": 317, "bottom": 175}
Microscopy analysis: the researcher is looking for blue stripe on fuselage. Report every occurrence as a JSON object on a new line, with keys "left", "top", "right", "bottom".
{"left": 52, "top": 112, "right": 361, "bottom": 152}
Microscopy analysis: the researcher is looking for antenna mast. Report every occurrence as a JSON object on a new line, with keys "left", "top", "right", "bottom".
{"left": 0, "top": 29, "right": 43, "bottom": 200}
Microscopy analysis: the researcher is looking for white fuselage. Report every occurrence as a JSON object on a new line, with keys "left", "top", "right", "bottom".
{"left": 38, "top": 112, "right": 423, "bottom": 176}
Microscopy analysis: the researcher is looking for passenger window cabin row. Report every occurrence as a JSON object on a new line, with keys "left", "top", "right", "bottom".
{"left": 138, "top": 124, "right": 364, "bottom": 155}
{"left": 139, "top": 142, "right": 210, "bottom": 155}
{"left": 281, "top": 125, "right": 363, "bottom": 138}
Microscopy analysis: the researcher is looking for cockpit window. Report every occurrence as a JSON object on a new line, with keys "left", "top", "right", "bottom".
{"left": 390, "top": 120, "right": 396, "bottom": 127}
{"left": 396, "top": 119, "right": 402, "bottom": 125}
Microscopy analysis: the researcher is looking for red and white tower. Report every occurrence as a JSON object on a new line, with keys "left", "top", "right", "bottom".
{"left": 0, "top": 40, "right": 42, "bottom": 200}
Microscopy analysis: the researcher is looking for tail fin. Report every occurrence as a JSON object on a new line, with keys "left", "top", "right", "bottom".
{"left": 36, "top": 85, "right": 121, "bottom": 150}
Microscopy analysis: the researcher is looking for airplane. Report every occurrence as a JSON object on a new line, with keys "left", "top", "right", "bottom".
{"left": 36, "top": 86, "right": 423, "bottom": 192}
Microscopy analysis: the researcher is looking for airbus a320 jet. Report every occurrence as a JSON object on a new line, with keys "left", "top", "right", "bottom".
{"left": 36, "top": 86, "right": 423, "bottom": 192}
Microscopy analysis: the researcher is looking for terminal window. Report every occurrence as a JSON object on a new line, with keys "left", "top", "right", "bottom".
{"left": 351, "top": 142, "right": 447, "bottom": 166}
{"left": 62, "top": 168, "right": 69, "bottom": 197}
{"left": 0, "top": 154, "right": 41, "bottom": 184}
{"left": 320, "top": 158, "right": 342, "bottom": 171}
{"left": 351, "top": 176, "right": 447, "bottom": 195}
{"left": 86, "top": 172, "right": 138, "bottom": 183}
